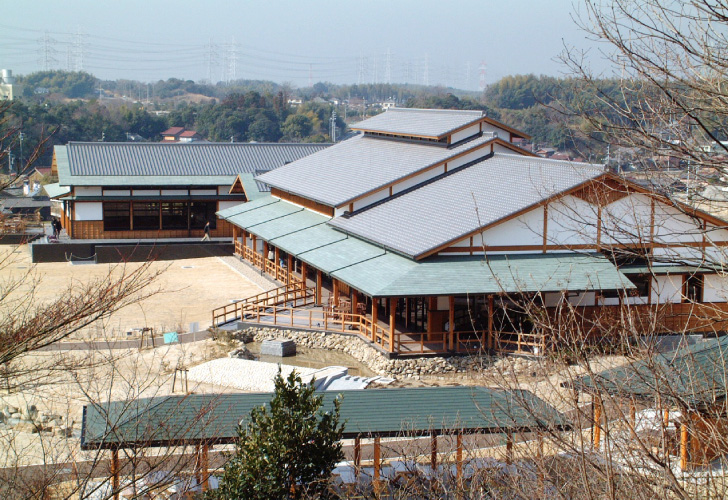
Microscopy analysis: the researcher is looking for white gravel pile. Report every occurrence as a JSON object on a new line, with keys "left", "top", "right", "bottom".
{"left": 187, "top": 358, "right": 318, "bottom": 392}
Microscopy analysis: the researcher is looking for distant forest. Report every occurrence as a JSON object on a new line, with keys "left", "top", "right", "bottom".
{"left": 2, "top": 70, "right": 620, "bottom": 170}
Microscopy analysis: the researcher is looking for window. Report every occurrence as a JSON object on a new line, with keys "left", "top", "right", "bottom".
{"left": 685, "top": 274, "right": 703, "bottom": 303}
{"left": 162, "top": 202, "right": 188, "bottom": 230}
{"left": 190, "top": 201, "right": 217, "bottom": 229}
{"left": 628, "top": 274, "right": 651, "bottom": 297}
{"left": 103, "top": 202, "right": 130, "bottom": 231}
{"left": 133, "top": 202, "right": 160, "bottom": 231}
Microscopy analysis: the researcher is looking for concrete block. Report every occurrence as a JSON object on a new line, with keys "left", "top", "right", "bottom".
{"left": 260, "top": 339, "right": 296, "bottom": 357}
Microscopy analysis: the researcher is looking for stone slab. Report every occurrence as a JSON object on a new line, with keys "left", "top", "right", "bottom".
{"left": 260, "top": 339, "right": 296, "bottom": 357}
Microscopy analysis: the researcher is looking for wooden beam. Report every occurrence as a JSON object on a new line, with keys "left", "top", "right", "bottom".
{"left": 316, "top": 270, "right": 322, "bottom": 305}
{"left": 354, "top": 435, "right": 361, "bottom": 477}
{"left": 352, "top": 290, "right": 359, "bottom": 317}
{"left": 373, "top": 436, "right": 381, "bottom": 482}
{"left": 389, "top": 297, "right": 397, "bottom": 353}
{"left": 201, "top": 444, "right": 210, "bottom": 491}
{"left": 680, "top": 421, "right": 690, "bottom": 471}
{"left": 449, "top": 295, "right": 455, "bottom": 351}
{"left": 111, "top": 449, "right": 119, "bottom": 500}
{"left": 371, "top": 298, "right": 378, "bottom": 342}
{"left": 430, "top": 432, "right": 438, "bottom": 471}
{"left": 194, "top": 444, "right": 202, "bottom": 486}
{"left": 456, "top": 431, "right": 463, "bottom": 479}
{"left": 275, "top": 247, "right": 280, "bottom": 281}
{"left": 287, "top": 254, "right": 293, "bottom": 285}
{"left": 333, "top": 279, "right": 339, "bottom": 305}
{"left": 593, "top": 398, "right": 602, "bottom": 449}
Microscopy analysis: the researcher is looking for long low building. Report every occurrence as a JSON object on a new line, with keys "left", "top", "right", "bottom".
{"left": 214, "top": 108, "right": 728, "bottom": 356}
{"left": 45, "top": 142, "right": 329, "bottom": 239}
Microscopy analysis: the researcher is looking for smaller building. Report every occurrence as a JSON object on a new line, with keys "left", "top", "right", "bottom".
{"left": 0, "top": 69, "right": 22, "bottom": 101}
{"left": 161, "top": 127, "right": 202, "bottom": 142}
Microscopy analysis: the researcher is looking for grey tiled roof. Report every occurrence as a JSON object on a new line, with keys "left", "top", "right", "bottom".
{"left": 257, "top": 133, "right": 496, "bottom": 207}
{"left": 59, "top": 142, "right": 329, "bottom": 184}
{"left": 329, "top": 153, "right": 605, "bottom": 258}
{"left": 350, "top": 108, "right": 484, "bottom": 138}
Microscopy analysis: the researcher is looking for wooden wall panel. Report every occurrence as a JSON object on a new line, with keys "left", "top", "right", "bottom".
{"left": 271, "top": 188, "right": 334, "bottom": 216}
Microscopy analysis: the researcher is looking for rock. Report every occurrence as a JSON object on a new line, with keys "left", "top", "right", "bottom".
{"left": 54, "top": 426, "right": 73, "bottom": 437}
{"left": 24, "top": 405, "right": 38, "bottom": 421}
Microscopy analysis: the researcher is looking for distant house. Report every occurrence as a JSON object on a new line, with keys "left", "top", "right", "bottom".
{"left": 179, "top": 130, "right": 202, "bottom": 143}
{"left": 161, "top": 127, "right": 186, "bottom": 142}
{"left": 28, "top": 167, "right": 52, "bottom": 185}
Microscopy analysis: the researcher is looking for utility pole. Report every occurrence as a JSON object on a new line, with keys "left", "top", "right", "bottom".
{"left": 330, "top": 110, "right": 337, "bottom": 142}
{"left": 18, "top": 132, "right": 24, "bottom": 173}
{"left": 38, "top": 31, "right": 58, "bottom": 71}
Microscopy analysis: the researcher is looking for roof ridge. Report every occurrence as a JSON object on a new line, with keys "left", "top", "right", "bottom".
{"left": 495, "top": 151, "right": 604, "bottom": 169}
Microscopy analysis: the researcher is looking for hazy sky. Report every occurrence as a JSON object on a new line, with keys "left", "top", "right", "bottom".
{"left": 0, "top": 0, "right": 610, "bottom": 89}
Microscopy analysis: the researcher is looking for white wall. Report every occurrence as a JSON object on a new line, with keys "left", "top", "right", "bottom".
{"left": 351, "top": 187, "right": 390, "bottom": 211}
{"left": 653, "top": 202, "right": 702, "bottom": 244}
{"left": 548, "top": 196, "right": 599, "bottom": 246}
{"left": 133, "top": 189, "right": 159, "bottom": 196}
{"left": 704, "top": 273, "right": 728, "bottom": 302}
{"left": 218, "top": 186, "right": 231, "bottom": 195}
{"left": 104, "top": 189, "right": 130, "bottom": 196}
{"left": 74, "top": 202, "right": 103, "bottom": 221}
{"left": 450, "top": 124, "right": 480, "bottom": 144}
{"left": 392, "top": 165, "right": 445, "bottom": 195}
{"left": 161, "top": 189, "right": 188, "bottom": 196}
{"left": 651, "top": 275, "right": 683, "bottom": 304}
{"left": 479, "top": 206, "right": 544, "bottom": 247}
{"left": 601, "top": 193, "right": 652, "bottom": 245}
{"left": 191, "top": 189, "right": 217, "bottom": 196}
{"left": 448, "top": 147, "right": 489, "bottom": 170}
{"left": 75, "top": 186, "right": 102, "bottom": 196}
{"left": 481, "top": 123, "right": 511, "bottom": 139}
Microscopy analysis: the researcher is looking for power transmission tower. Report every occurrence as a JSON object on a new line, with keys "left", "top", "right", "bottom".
{"left": 72, "top": 27, "right": 86, "bottom": 71}
{"left": 478, "top": 60, "right": 487, "bottom": 91}
{"left": 423, "top": 53, "right": 430, "bottom": 87}
{"left": 224, "top": 37, "right": 237, "bottom": 84}
{"left": 206, "top": 38, "right": 218, "bottom": 83}
{"left": 385, "top": 48, "right": 392, "bottom": 84}
{"left": 38, "top": 31, "right": 58, "bottom": 71}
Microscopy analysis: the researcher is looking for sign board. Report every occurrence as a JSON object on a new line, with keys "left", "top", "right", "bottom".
{"left": 163, "top": 332, "right": 179, "bottom": 344}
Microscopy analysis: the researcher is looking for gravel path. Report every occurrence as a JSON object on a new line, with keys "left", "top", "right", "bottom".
{"left": 187, "top": 358, "right": 318, "bottom": 392}
{"left": 214, "top": 255, "right": 279, "bottom": 292}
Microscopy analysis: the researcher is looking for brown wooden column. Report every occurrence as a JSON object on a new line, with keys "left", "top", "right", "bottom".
{"left": 371, "top": 298, "right": 378, "bottom": 342}
{"left": 232, "top": 225, "right": 238, "bottom": 242}
{"left": 316, "top": 270, "right": 322, "bottom": 305}
{"left": 373, "top": 436, "right": 381, "bottom": 482}
{"left": 389, "top": 297, "right": 397, "bottom": 353}
{"left": 680, "top": 420, "right": 690, "bottom": 471}
{"left": 275, "top": 247, "right": 280, "bottom": 280}
{"left": 241, "top": 229, "right": 247, "bottom": 249}
{"left": 593, "top": 397, "right": 602, "bottom": 449}
{"left": 287, "top": 254, "right": 293, "bottom": 284}
{"left": 456, "top": 431, "right": 463, "bottom": 479}
{"left": 110, "top": 449, "right": 120, "bottom": 500}
{"left": 251, "top": 235, "right": 258, "bottom": 265}
{"left": 449, "top": 295, "right": 455, "bottom": 351}
{"left": 629, "top": 399, "right": 637, "bottom": 430}
{"left": 201, "top": 444, "right": 210, "bottom": 491}
{"left": 352, "top": 290, "right": 359, "bottom": 317}
{"left": 301, "top": 261, "right": 308, "bottom": 287}
{"left": 506, "top": 432, "right": 514, "bottom": 465}
{"left": 262, "top": 241, "right": 269, "bottom": 274}
{"left": 194, "top": 444, "right": 202, "bottom": 485}
{"left": 333, "top": 279, "right": 339, "bottom": 305}
{"left": 488, "top": 295, "right": 494, "bottom": 350}
{"left": 354, "top": 435, "right": 361, "bottom": 477}
{"left": 430, "top": 431, "right": 438, "bottom": 471}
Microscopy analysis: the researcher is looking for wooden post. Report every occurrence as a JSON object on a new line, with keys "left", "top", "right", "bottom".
{"left": 263, "top": 241, "right": 268, "bottom": 274}
{"left": 389, "top": 297, "right": 397, "bottom": 353}
{"left": 488, "top": 295, "right": 494, "bottom": 351}
{"left": 301, "top": 261, "right": 308, "bottom": 287}
{"left": 593, "top": 397, "right": 602, "bottom": 449}
{"left": 456, "top": 431, "right": 463, "bottom": 479}
{"left": 194, "top": 444, "right": 202, "bottom": 486}
{"left": 354, "top": 435, "right": 361, "bottom": 477}
{"left": 629, "top": 400, "right": 637, "bottom": 430}
{"left": 252, "top": 235, "right": 257, "bottom": 264}
{"left": 110, "top": 449, "right": 120, "bottom": 500}
{"left": 449, "top": 295, "right": 455, "bottom": 351}
{"left": 372, "top": 298, "right": 378, "bottom": 342}
{"left": 316, "top": 270, "right": 322, "bottom": 305}
{"left": 506, "top": 432, "right": 514, "bottom": 465}
{"left": 275, "top": 247, "right": 280, "bottom": 280}
{"left": 430, "top": 432, "right": 438, "bottom": 471}
{"left": 680, "top": 421, "right": 690, "bottom": 471}
{"left": 287, "top": 254, "right": 293, "bottom": 284}
{"left": 201, "top": 444, "right": 210, "bottom": 491}
{"left": 405, "top": 298, "right": 410, "bottom": 328}
{"left": 373, "top": 436, "right": 381, "bottom": 482}
{"left": 333, "top": 279, "right": 339, "bottom": 305}
{"left": 663, "top": 408, "right": 670, "bottom": 428}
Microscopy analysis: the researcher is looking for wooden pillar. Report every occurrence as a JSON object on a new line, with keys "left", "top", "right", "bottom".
{"left": 241, "top": 229, "right": 247, "bottom": 249}
{"left": 232, "top": 225, "right": 238, "bottom": 242}
{"left": 389, "top": 297, "right": 397, "bottom": 353}
{"left": 301, "top": 261, "right": 308, "bottom": 286}
{"left": 372, "top": 298, "right": 378, "bottom": 342}
{"left": 506, "top": 432, "right": 514, "bottom": 465}
{"left": 405, "top": 298, "right": 410, "bottom": 328}
{"left": 194, "top": 444, "right": 202, "bottom": 486}
{"left": 201, "top": 444, "right": 210, "bottom": 491}
{"left": 663, "top": 408, "right": 670, "bottom": 428}
{"left": 354, "top": 435, "right": 361, "bottom": 477}
{"left": 629, "top": 399, "right": 637, "bottom": 430}
{"left": 110, "top": 449, "right": 120, "bottom": 500}
{"left": 333, "top": 279, "right": 339, "bottom": 305}
{"left": 287, "top": 254, "right": 293, "bottom": 284}
{"left": 680, "top": 421, "right": 690, "bottom": 471}
{"left": 449, "top": 295, "right": 455, "bottom": 351}
{"left": 456, "top": 431, "right": 463, "bottom": 479}
{"left": 352, "top": 290, "right": 359, "bottom": 317}
{"left": 430, "top": 432, "right": 438, "bottom": 471}
{"left": 593, "top": 397, "right": 602, "bottom": 449}
{"left": 275, "top": 247, "right": 280, "bottom": 280}
{"left": 316, "top": 270, "right": 322, "bottom": 305}
{"left": 373, "top": 436, "right": 381, "bottom": 481}
{"left": 488, "top": 295, "right": 494, "bottom": 351}
{"left": 252, "top": 234, "right": 257, "bottom": 260}
{"left": 262, "top": 242, "right": 269, "bottom": 274}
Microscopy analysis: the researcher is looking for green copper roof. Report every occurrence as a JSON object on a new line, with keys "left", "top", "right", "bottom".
{"left": 248, "top": 209, "right": 329, "bottom": 241}
{"left": 575, "top": 336, "right": 728, "bottom": 410}
{"left": 269, "top": 223, "right": 348, "bottom": 256}
{"left": 43, "top": 182, "right": 71, "bottom": 199}
{"left": 299, "top": 236, "right": 386, "bottom": 275}
{"left": 216, "top": 195, "right": 276, "bottom": 219}
{"left": 237, "top": 172, "right": 267, "bottom": 201}
{"left": 81, "top": 386, "right": 570, "bottom": 449}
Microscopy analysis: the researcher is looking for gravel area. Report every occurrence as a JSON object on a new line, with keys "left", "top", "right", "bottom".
{"left": 215, "top": 255, "right": 279, "bottom": 292}
{"left": 187, "top": 358, "right": 318, "bottom": 392}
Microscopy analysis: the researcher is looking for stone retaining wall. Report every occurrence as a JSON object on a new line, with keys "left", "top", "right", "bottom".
{"left": 234, "top": 326, "right": 489, "bottom": 378}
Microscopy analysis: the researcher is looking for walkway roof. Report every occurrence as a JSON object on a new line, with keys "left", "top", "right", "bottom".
{"left": 217, "top": 198, "right": 633, "bottom": 297}
{"left": 81, "top": 386, "right": 570, "bottom": 449}
{"left": 573, "top": 336, "right": 728, "bottom": 411}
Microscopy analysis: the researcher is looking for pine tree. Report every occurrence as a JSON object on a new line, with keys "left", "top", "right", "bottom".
{"left": 211, "top": 370, "right": 345, "bottom": 499}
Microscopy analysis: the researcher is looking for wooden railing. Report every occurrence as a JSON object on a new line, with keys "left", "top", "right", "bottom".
{"left": 235, "top": 240, "right": 304, "bottom": 285}
{"left": 211, "top": 281, "right": 313, "bottom": 327}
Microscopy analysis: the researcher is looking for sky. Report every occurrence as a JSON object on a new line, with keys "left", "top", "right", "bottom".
{"left": 0, "top": 0, "right": 611, "bottom": 89}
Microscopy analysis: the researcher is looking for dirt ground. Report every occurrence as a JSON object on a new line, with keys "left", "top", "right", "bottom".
{"left": 0, "top": 245, "right": 263, "bottom": 338}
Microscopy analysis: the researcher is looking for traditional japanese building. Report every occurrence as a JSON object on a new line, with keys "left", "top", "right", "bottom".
{"left": 45, "top": 142, "right": 329, "bottom": 240}
{"left": 208, "top": 108, "right": 728, "bottom": 356}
